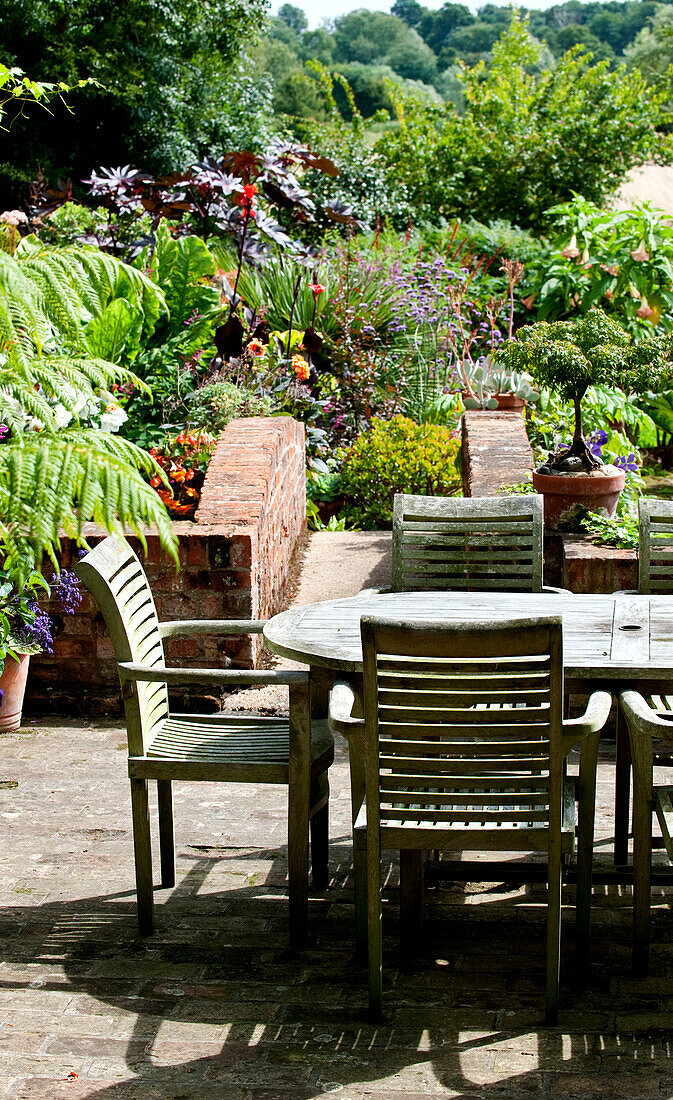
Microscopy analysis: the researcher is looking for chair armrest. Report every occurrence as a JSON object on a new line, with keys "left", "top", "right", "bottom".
{"left": 620, "top": 689, "right": 673, "bottom": 739}
{"left": 613, "top": 589, "right": 638, "bottom": 596}
{"left": 329, "top": 680, "right": 365, "bottom": 737}
{"left": 543, "top": 585, "right": 573, "bottom": 595}
{"left": 355, "top": 587, "right": 391, "bottom": 597}
{"left": 561, "top": 690, "right": 613, "bottom": 753}
{"left": 118, "top": 662, "right": 307, "bottom": 687}
{"left": 160, "top": 619, "right": 265, "bottom": 638}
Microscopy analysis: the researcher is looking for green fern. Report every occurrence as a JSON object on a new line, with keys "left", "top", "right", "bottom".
{"left": 0, "top": 433, "right": 175, "bottom": 577}
{"left": 0, "top": 240, "right": 178, "bottom": 577}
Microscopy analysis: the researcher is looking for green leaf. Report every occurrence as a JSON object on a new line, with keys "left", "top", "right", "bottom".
{"left": 155, "top": 229, "right": 220, "bottom": 333}
{"left": 85, "top": 299, "right": 142, "bottom": 363}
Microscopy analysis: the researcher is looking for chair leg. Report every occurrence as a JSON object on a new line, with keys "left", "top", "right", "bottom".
{"left": 614, "top": 707, "right": 632, "bottom": 865}
{"left": 545, "top": 837, "right": 563, "bottom": 1025}
{"left": 631, "top": 726, "right": 654, "bottom": 978}
{"left": 576, "top": 732, "right": 599, "bottom": 970}
{"left": 130, "top": 778, "right": 154, "bottom": 936}
{"left": 310, "top": 796, "right": 330, "bottom": 890}
{"left": 157, "top": 779, "right": 175, "bottom": 888}
{"left": 288, "top": 682, "right": 311, "bottom": 948}
{"left": 400, "top": 849, "right": 424, "bottom": 956}
{"left": 368, "top": 838, "right": 383, "bottom": 1021}
{"left": 354, "top": 827, "right": 368, "bottom": 962}
{"left": 345, "top": 727, "right": 368, "bottom": 960}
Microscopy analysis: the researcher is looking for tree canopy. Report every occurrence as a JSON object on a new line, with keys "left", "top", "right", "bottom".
{"left": 0, "top": 0, "right": 267, "bottom": 203}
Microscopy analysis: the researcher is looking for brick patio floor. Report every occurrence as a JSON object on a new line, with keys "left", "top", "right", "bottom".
{"left": 1, "top": 715, "right": 673, "bottom": 1098}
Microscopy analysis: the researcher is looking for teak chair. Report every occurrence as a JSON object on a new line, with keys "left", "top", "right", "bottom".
{"left": 392, "top": 493, "right": 568, "bottom": 593}
{"left": 331, "top": 615, "right": 611, "bottom": 1023}
{"left": 618, "top": 689, "right": 673, "bottom": 977}
{"left": 76, "top": 537, "right": 334, "bottom": 946}
{"left": 614, "top": 498, "right": 673, "bottom": 869}
{"left": 636, "top": 497, "right": 673, "bottom": 594}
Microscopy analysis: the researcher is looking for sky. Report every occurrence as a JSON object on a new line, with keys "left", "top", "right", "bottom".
{"left": 270, "top": 0, "right": 561, "bottom": 30}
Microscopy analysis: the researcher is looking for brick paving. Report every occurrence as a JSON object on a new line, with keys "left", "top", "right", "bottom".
{"left": 1, "top": 714, "right": 673, "bottom": 1098}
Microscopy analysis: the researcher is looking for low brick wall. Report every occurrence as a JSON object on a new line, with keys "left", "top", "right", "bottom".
{"left": 562, "top": 538, "right": 637, "bottom": 593}
{"left": 461, "top": 410, "right": 534, "bottom": 496}
{"left": 26, "top": 417, "right": 306, "bottom": 714}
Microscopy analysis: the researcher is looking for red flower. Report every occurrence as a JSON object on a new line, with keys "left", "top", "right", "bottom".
{"left": 308, "top": 283, "right": 326, "bottom": 299}
{"left": 237, "top": 183, "right": 258, "bottom": 217}
{"left": 149, "top": 476, "right": 161, "bottom": 488}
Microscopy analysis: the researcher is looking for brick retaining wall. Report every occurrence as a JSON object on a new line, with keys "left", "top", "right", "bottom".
{"left": 461, "top": 410, "right": 534, "bottom": 497}
{"left": 26, "top": 416, "right": 306, "bottom": 715}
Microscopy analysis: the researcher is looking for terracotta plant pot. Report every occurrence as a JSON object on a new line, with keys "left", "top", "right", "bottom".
{"left": 316, "top": 497, "right": 345, "bottom": 525}
{"left": 532, "top": 465, "right": 626, "bottom": 530}
{"left": 494, "top": 393, "right": 525, "bottom": 412}
{"left": 0, "top": 653, "right": 30, "bottom": 733}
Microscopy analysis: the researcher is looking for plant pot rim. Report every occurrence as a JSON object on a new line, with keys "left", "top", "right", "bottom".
{"left": 494, "top": 392, "right": 525, "bottom": 408}
{"left": 532, "top": 465, "right": 625, "bottom": 495}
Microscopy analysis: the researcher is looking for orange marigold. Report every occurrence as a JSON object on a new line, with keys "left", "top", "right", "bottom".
{"left": 291, "top": 354, "right": 310, "bottom": 381}
{"left": 247, "top": 338, "right": 265, "bottom": 357}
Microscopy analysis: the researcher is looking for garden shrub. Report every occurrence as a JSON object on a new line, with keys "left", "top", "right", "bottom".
{"left": 379, "top": 13, "right": 669, "bottom": 230}
{"left": 526, "top": 197, "right": 673, "bottom": 334}
{"left": 339, "top": 415, "right": 461, "bottom": 528}
{"left": 186, "top": 379, "right": 276, "bottom": 435}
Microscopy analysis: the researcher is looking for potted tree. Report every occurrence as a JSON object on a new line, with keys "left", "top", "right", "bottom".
{"left": 500, "top": 309, "right": 673, "bottom": 527}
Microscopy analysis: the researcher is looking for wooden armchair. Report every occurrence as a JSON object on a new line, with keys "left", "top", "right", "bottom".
{"left": 76, "top": 536, "right": 334, "bottom": 946}
{"left": 391, "top": 493, "right": 569, "bottom": 593}
{"left": 618, "top": 689, "right": 673, "bottom": 977}
{"left": 330, "top": 615, "right": 611, "bottom": 1023}
{"left": 614, "top": 498, "right": 673, "bottom": 868}
{"left": 636, "top": 497, "right": 673, "bottom": 594}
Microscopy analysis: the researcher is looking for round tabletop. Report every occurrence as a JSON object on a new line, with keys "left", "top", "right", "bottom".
{"left": 263, "top": 589, "right": 670, "bottom": 680}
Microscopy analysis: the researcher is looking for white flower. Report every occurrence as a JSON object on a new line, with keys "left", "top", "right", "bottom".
{"left": 99, "top": 402, "right": 127, "bottom": 433}
{"left": 52, "top": 403, "right": 73, "bottom": 429}
{"left": 0, "top": 209, "right": 28, "bottom": 227}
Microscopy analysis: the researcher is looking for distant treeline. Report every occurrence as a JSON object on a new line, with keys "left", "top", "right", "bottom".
{"left": 260, "top": 0, "right": 673, "bottom": 119}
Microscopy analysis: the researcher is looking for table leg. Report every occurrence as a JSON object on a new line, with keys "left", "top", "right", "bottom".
{"left": 576, "top": 730, "right": 599, "bottom": 971}
{"left": 310, "top": 668, "right": 332, "bottom": 720}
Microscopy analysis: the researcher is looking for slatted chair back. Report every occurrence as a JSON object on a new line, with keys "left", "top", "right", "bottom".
{"left": 638, "top": 498, "right": 673, "bottom": 594}
{"left": 77, "top": 537, "right": 168, "bottom": 756}
{"left": 392, "top": 494, "right": 545, "bottom": 592}
{"left": 360, "top": 615, "right": 564, "bottom": 853}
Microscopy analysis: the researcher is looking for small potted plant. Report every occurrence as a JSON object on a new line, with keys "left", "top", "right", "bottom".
{"left": 0, "top": 568, "right": 81, "bottom": 732}
{"left": 500, "top": 308, "right": 673, "bottom": 526}
{"left": 463, "top": 360, "right": 539, "bottom": 413}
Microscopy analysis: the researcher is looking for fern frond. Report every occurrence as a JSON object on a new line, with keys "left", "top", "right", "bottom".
{"left": 0, "top": 240, "right": 175, "bottom": 573}
{"left": 0, "top": 432, "right": 178, "bottom": 572}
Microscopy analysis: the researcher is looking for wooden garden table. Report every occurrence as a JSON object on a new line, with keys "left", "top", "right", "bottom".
{"left": 264, "top": 590, "right": 673, "bottom": 690}
{"left": 265, "top": 590, "right": 673, "bottom": 903}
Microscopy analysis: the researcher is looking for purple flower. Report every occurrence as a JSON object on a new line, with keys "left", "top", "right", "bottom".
{"left": 50, "top": 571, "right": 82, "bottom": 614}
{"left": 16, "top": 605, "right": 54, "bottom": 654}
{"left": 614, "top": 453, "right": 639, "bottom": 473}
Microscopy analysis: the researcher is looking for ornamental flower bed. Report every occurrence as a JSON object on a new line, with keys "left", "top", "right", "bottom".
{"left": 148, "top": 432, "right": 214, "bottom": 519}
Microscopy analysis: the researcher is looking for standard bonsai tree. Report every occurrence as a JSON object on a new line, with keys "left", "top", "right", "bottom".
{"left": 500, "top": 308, "right": 673, "bottom": 471}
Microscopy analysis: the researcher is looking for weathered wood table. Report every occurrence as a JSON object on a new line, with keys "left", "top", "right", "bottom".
{"left": 265, "top": 591, "right": 673, "bottom": 944}
{"left": 264, "top": 590, "right": 673, "bottom": 689}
